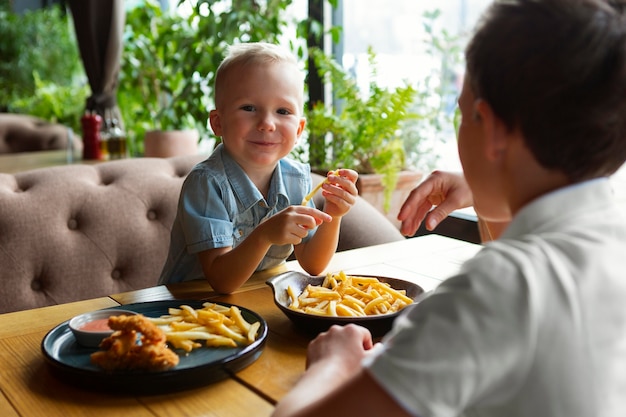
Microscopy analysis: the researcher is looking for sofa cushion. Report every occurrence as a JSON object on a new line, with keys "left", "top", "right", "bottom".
{"left": 0, "top": 113, "right": 79, "bottom": 154}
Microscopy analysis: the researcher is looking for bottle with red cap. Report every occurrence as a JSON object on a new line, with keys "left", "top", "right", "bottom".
{"left": 81, "top": 111, "right": 102, "bottom": 160}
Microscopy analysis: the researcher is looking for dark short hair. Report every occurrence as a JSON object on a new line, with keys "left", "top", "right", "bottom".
{"left": 465, "top": 0, "right": 626, "bottom": 181}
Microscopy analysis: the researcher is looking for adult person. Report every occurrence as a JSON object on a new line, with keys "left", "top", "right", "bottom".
{"left": 272, "top": 1, "right": 626, "bottom": 416}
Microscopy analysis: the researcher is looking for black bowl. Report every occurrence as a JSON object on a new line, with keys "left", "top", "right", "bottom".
{"left": 266, "top": 271, "right": 424, "bottom": 338}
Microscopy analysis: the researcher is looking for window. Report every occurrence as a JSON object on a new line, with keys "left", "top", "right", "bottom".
{"left": 332, "top": 0, "right": 492, "bottom": 171}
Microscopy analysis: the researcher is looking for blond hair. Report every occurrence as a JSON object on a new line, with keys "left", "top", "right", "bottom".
{"left": 214, "top": 42, "right": 303, "bottom": 107}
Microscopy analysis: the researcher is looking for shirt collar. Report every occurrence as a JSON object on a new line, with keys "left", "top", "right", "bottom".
{"left": 502, "top": 177, "right": 614, "bottom": 239}
{"left": 219, "top": 144, "right": 290, "bottom": 210}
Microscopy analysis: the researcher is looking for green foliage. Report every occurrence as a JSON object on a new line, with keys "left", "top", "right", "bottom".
{"left": 119, "top": 0, "right": 305, "bottom": 155}
{"left": 0, "top": 3, "right": 87, "bottom": 131}
{"left": 306, "top": 47, "right": 418, "bottom": 211}
{"left": 11, "top": 73, "right": 89, "bottom": 133}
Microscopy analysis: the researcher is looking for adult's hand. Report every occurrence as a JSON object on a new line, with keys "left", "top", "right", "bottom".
{"left": 397, "top": 170, "right": 473, "bottom": 237}
{"left": 306, "top": 324, "right": 374, "bottom": 369}
{"left": 272, "top": 324, "right": 410, "bottom": 417}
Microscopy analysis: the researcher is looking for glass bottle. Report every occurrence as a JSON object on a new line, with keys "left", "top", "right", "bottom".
{"left": 81, "top": 111, "right": 102, "bottom": 160}
{"left": 107, "top": 118, "right": 127, "bottom": 159}
{"left": 99, "top": 117, "right": 111, "bottom": 161}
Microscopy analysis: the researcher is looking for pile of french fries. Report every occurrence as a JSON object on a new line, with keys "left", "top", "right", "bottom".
{"left": 148, "top": 303, "right": 261, "bottom": 353}
{"left": 287, "top": 271, "right": 414, "bottom": 317}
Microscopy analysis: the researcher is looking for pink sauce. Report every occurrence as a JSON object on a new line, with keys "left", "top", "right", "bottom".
{"left": 79, "top": 318, "right": 111, "bottom": 332}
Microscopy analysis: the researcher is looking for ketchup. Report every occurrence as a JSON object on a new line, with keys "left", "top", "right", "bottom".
{"left": 79, "top": 318, "right": 111, "bottom": 332}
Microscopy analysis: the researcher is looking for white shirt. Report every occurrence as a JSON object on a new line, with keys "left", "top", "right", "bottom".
{"left": 365, "top": 178, "right": 626, "bottom": 417}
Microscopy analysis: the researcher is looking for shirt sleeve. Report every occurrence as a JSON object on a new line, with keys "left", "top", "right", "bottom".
{"left": 364, "top": 249, "right": 537, "bottom": 417}
{"left": 179, "top": 170, "right": 234, "bottom": 253}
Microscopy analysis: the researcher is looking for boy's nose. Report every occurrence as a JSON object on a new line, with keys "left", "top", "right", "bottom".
{"left": 257, "top": 113, "right": 276, "bottom": 132}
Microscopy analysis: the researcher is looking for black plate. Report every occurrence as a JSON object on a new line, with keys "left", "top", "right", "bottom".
{"left": 266, "top": 271, "right": 423, "bottom": 338}
{"left": 41, "top": 300, "right": 268, "bottom": 394}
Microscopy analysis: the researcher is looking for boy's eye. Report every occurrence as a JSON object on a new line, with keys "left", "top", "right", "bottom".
{"left": 277, "top": 108, "right": 291, "bottom": 115}
{"left": 241, "top": 105, "right": 255, "bottom": 112}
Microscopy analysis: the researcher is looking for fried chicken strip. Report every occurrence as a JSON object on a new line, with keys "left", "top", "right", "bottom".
{"left": 91, "top": 314, "right": 179, "bottom": 371}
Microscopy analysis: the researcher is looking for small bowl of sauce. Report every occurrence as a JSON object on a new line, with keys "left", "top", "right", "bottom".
{"left": 69, "top": 309, "right": 137, "bottom": 348}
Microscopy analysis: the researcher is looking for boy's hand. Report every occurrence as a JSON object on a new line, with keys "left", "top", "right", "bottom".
{"left": 259, "top": 205, "right": 332, "bottom": 246}
{"left": 319, "top": 169, "right": 358, "bottom": 218}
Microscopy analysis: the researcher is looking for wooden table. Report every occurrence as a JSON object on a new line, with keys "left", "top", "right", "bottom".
{"left": 0, "top": 235, "right": 481, "bottom": 417}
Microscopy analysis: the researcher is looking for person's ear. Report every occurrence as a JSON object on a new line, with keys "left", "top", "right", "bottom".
{"left": 209, "top": 110, "right": 222, "bottom": 136}
{"left": 474, "top": 99, "right": 507, "bottom": 162}
{"left": 296, "top": 117, "right": 306, "bottom": 139}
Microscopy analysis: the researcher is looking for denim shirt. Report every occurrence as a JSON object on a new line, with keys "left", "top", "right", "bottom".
{"left": 158, "top": 144, "right": 314, "bottom": 284}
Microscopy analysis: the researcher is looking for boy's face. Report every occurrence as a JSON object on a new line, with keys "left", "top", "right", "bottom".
{"left": 209, "top": 61, "right": 306, "bottom": 173}
{"left": 457, "top": 76, "right": 508, "bottom": 222}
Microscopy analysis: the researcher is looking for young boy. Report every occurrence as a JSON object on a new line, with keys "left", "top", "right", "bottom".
{"left": 272, "top": 1, "right": 626, "bottom": 416}
{"left": 159, "top": 42, "right": 358, "bottom": 293}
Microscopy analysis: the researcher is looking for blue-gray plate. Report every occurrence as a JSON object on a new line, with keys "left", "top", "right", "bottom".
{"left": 41, "top": 300, "right": 268, "bottom": 394}
{"left": 266, "top": 271, "right": 424, "bottom": 338}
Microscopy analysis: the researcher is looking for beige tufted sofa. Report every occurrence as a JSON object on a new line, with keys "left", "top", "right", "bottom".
{"left": 0, "top": 113, "right": 81, "bottom": 154}
{"left": 0, "top": 155, "right": 405, "bottom": 314}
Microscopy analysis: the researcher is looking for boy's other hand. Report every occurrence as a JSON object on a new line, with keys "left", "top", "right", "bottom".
{"left": 320, "top": 169, "right": 359, "bottom": 218}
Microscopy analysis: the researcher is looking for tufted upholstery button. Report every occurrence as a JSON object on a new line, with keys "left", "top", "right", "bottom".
{"left": 111, "top": 269, "right": 121, "bottom": 280}
{"left": 31, "top": 279, "right": 43, "bottom": 291}
{"left": 67, "top": 218, "right": 78, "bottom": 230}
{"left": 147, "top": 210, "right": 157, "bottom": 220}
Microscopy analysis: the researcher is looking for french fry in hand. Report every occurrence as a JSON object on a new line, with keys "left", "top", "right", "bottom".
{"left": 147, "top": 302, "right": 261, "bottom": 353}
{"left": 287, "top": 271, "right": 413, "bottom": 317}
{"left": 301, "top": 169, "right": 340, "bottom": 205}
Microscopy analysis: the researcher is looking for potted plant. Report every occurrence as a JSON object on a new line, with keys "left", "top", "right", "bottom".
{"left": 118, "top": 0, "right": 205, "bottom": 157}
{"left": 305, "top": 46, "right": 422, "bottom": 219}
{"left": 118, "top": 0, "right": 305, "bottom": 157}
